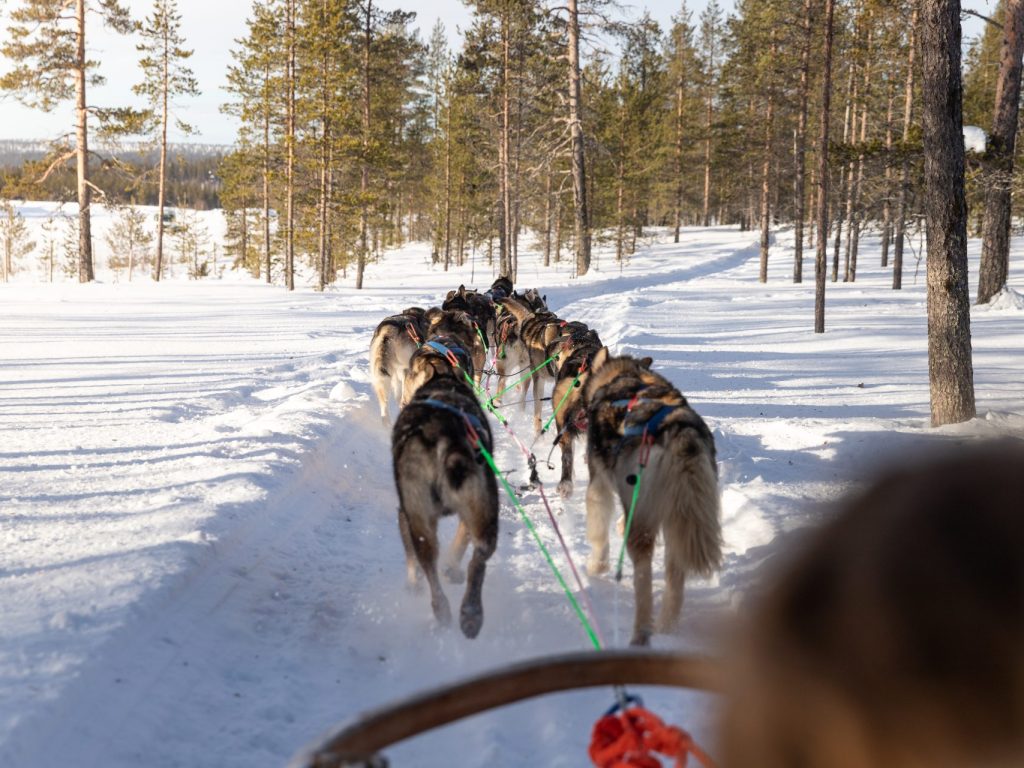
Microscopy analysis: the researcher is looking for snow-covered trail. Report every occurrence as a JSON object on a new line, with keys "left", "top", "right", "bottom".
{"left": 2, "top": 230, "right": 1023, "bottom": 767}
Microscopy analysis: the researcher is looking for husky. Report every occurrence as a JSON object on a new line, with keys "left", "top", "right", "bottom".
{"left": 514, "top": 287, "right": 547, "bottom": 313}
{"left": 519, "top": 310, "right": 568, "bottom": 432}
{"left": 547, "top": 325, "right": 602, "bottom": 498}
{"left": 581, "top": 349, "right": 721, "bottom": 646}
{"left": 401, "top": 334, "right": 476, "bottom": 407}
{"left": 391, "top": 362, "right": 498, "bottom": 638}
{"left": 369, "top": 307, "right": 429, "bottom": 422}
{"left": 424, "top": 309, "right": 484, "bottom": 380}
{"left": 485, "top": 276, "right": 514, "bottom": 302}
{"left": 443, "top": 285, "right": 497, "bottom": 351}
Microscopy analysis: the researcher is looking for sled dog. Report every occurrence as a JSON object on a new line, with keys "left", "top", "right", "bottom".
{"left": 548, "top": 325, "right": 603, "bottom": 498}
{"left": 401, "top": 333, "right": 476, "bottom": 407}
{"left": 443, "top": 285, "right": 497, "bottom": 351}
{"left": 519, "top": 310, "right": 567, "bottom": 432}
{"left": 391, "top": 362, "right": 498, "bottom": 639}
{"left": 369, "top": 307, "right": 429, "bottom": 422}
{"left": 582, "top": 349, "right": 721, "bottom": 646}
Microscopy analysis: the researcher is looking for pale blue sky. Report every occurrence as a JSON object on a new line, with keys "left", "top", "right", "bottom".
{"left": 0, "top": 0, "right": 994, "bottom": 146}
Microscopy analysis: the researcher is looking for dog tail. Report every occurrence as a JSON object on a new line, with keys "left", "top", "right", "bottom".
{"left": 371, "top": 329, "right": 390, "bottom": 378}
{"left": 660, "top": 425, "right": 722, "bottom": 578}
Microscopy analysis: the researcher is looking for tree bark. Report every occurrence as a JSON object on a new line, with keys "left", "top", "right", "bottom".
{"left": 75, "top": 0, "right": 94, "bottom": 283}
{"left": 285, "top": 0, "right": 296, "bottom": 291}
{"left": 263, "top": 61, "right": 272, "bottom": 284}
{"left": 977, "top": 0, "right": 1024, "bottom": 304}
{"left": 833, "top": 57, "right": 855, "bottom": 283}
{"left": 356, "top": 0, "right": 371, "bottom": 290}
{"left": 814, "top": 0, "right": 837, "bottom": 334}
{"left": 759, "top": 37, "right": 776, "bottom": 284}
{"left": 893, "top": 7, "right": 918, "bottom": 290}
{"left": 567, "top": 0, "right": 591, "bottom": 275}
{"left": 881, "top": 77, "right": 895, "bottom": 267}
{"left": 919, "top": 0, "right": 976, "bottom": 426}
{"left": 154, "top": 17, "right": 170, "bottom": 282}
{"left": 499, "top": 5, "right": 512, "bottom": 278}
{"left": 794, "top": 0, "right": 813, "bottom": 283}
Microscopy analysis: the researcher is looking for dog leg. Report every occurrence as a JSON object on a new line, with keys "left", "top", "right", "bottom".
{"left": 405, "top": 510, "right": 452, "bottom": 628}
{"left": 627, "top": 530, "right": 656, "bottom": 647}
{"left": 459, "top": 515, "right": 497, "bottom": 639}
{"left": 373, "top": 377, "right": 390, "bottom": 424}
{"left": 656, "top": 517, "right": 689, "bottom": 634}
{"left": 533, "top": 375, "right": 544, "bottom": 435}
{"left": 585, "top": 467, "right": 617, "bottom": 576}
{"left": 556, "top": 431, "right": 575, "bottom": 499}
{"left": 398, "top": 509, "right": 421, "bottom": 591}
{"left": 442, "top": 520, "right": 470, "bottom": 584}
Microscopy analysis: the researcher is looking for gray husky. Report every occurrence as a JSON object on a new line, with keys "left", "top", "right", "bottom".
{"left": 581, "top": 349, "right": 721, "bottom": 646}
{"left": 369, "top": 307, "right": 428, "bottom": 422}
{"left": 391, "top": 362, "right": 498, "bottom": 639}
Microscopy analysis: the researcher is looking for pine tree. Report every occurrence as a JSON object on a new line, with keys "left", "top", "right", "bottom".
{"left": 919, "top": 0, "right": 976, "bottom": 426}
{"left": 134, "top": 0, "right": 201, "bottom": 282}
{"left": 104, "top": 204, "right": 153, "bottom": 281}
{"left": 1, "top": 0, "right": 134, "bottom": 282}
{"left": 224, "top": 1, "right": 285, "bottom": 285}
{"left": 1, "top": 201, "right": 36, "bottom": 281}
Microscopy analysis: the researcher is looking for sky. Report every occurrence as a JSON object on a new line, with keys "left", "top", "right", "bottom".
{"left": 0, "top": 0, "right": 996, "bottom": 147}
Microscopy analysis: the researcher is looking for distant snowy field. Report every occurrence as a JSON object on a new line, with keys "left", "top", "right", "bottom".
{"left": 2, "top": 208, "right": 1023, "bottom": 767}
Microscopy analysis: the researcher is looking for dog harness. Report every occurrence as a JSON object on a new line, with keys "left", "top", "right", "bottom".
{"left": 419, "top": 398, "right": 487, "bottom": 442}
{"left": 424, "top": 339, "right": 470, "bottom": 370}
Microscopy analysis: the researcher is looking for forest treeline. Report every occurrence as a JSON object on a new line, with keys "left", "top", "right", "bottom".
{"left": 212, "top": 0, "right": 1022, "bottom": 300}
{"left": 1, "top": 0, "right": 1019, "bottom": 300}
{"left": 0, "top": 142, "right": 224, "bottom": 210}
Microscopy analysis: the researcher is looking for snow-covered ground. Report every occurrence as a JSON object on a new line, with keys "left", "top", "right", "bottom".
{"left": 2, "top": 219, "right": 1022, "bottom": 767}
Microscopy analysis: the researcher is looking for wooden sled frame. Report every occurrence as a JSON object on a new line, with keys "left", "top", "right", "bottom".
{"left": 289, "top": 650, "right": 724, "bottom": 768}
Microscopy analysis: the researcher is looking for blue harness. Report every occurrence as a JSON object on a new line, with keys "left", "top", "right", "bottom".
{"left": 420, "top": 398, "right": 486, "bottom": 436}
{"left": 612, "top": 398, "right": 681, "bottom": 450}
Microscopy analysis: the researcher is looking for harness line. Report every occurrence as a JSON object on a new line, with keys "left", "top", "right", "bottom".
{"left": 475, "top": 439, "right": 602, "bottom": 651}
{"left": 487, "top": 352, "right": 559, "bottom": 408}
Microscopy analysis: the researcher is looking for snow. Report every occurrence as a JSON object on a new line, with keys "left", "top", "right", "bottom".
{"left": 1, "top": 217, "right": 1023, "bottom": 767}
{"left": 964, "top": 125, "right": 988, "bottom": 154}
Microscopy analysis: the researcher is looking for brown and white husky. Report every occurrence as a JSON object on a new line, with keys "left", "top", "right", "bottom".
{"left": 581, "top": 349, "right": 721, "bottom": 646}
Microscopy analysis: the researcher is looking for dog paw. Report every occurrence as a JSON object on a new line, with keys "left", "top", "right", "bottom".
{"left": 432, "top": 596, "right": 453, "bottom": 627}
{"left": 587, "top": 557, "right": 609, "bottom": 577}
{"left": 629, "top": 630, "right": 652, "bottom": 647}
{"left": 615, "top": 514, "right": 626, "bottom": 536}
{"left": 557, "top": 479, "right": 573, "bottom": 499}
{"left": 459, "top": 602, "right": 484, "bottom": 639}
{"left": 443, "top": 565, "right": 465, "bottom": 584}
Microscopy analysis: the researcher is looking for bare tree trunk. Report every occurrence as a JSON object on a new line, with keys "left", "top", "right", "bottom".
{"left": 978, "top": 0, "right": 1024, "bottom": 304}
{"left": 846, "top": 24, "right": 872, "bottom": 283}
{"left": 672, "top": 42, "right": 686, "bottom": 243}
{"left": 567, "top": 0, "right": 591, "bottom": 275}
{"left": 356, "top": 0, "right": 371, "bottom": 290}
{"left": 920, "top": 0, "right": 975, "bottom": 426}
{"left": 263, "top": 62, "right": 272, "bottom": 285}
{"left": 154, "top": 19, "right": 170, "bottom": 282}
{"left": 759, "top": 38, "right": 776, "bottom": 284}
{"left": 893, "top": 7, "right": 918, "bottom": 291}
{"left": 833, "top": 57, "right": 855, "bottom": 283}
{"left": 793, "top": 0, "right": 813, "bottom": 283}
{"left": 702, "top": 50, "right": 714, "bottom": 227}
{"left": 881, "top": 77, "right": 895, "bottom": 267}
{"left": 285, "top": 0, "right": 296, "bottom": 291}
{"left": 318, "top": 8, "right": 330, "bottom": 293}
{"left": 543, "top": 167, "right": 552, "bottom": 267}
{"left": 814, "top": 0, "right": 837, "bottom": 334}
{"left": 443, "top": 88, "right": 452, "bottom": 272}
{"left": 75, "top": 0, "right": 94, "bottom": 283}
{"left": 497, "top": 6, "right": 512, "bottom": 277}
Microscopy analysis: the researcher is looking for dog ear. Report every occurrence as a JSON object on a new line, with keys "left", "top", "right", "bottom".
{"left": 591, "top": 346, "right": 610, "bottom": 371}
{"left": 458, "top": 284, "right": 466, "bottom": 296}
{"left": 639, "top": 356, "right": 654, "bottom": 369}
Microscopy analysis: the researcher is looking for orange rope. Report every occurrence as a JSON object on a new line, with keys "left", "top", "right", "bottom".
{"left": 589, "top": 706, "right": 718, "bottom": 768}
